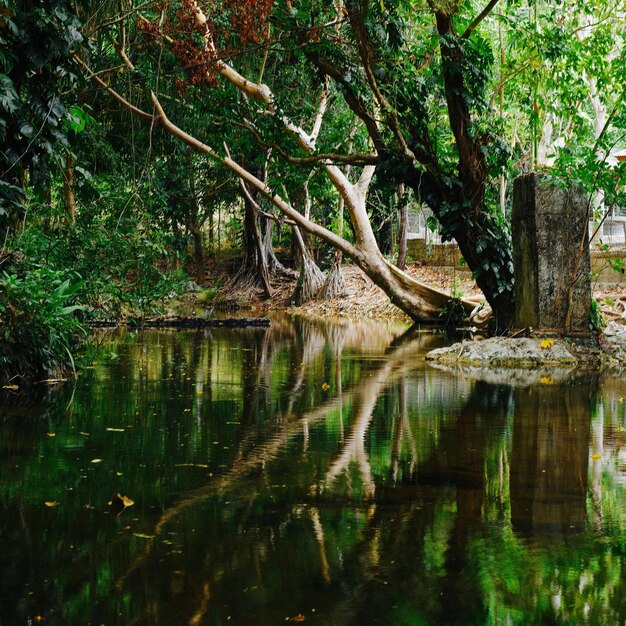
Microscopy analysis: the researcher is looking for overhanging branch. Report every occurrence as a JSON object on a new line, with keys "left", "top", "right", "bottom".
{"left": 462, "top": 0, "right": 500, "bottom": 39}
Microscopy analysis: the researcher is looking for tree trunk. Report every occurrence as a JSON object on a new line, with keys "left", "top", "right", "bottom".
{"left": 148, "top": 94, "right": 479, "bottom": 324}
{"left": 292, "top": 225, "right": 324, "bottom": 305}
{"left": 414, "top": 10, "right": 516, "bottom": 332}
{"left": 263, "top": 215, "right": 296, "bottom": 279}
{"left": 229, "top": 192, "right": 272, "bottom": 297}
{"left": 396, "top": 184, "right": 408, "bottom": 271}
{"left": 62, "top": 152, "right": 76, "bottom": 224}
{"left": 317, "top": 250, "right": 346, "bottom": 301}
{"left": 191, "top": 225, "right": 204, "bottom": 269}
{"left": 208, "top": 209, "right": 214, "bottom": 250}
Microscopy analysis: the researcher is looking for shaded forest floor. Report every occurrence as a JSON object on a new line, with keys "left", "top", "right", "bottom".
{"left": 196, "top": 258, "right": 477, "bottom": 322}
{"left": 195, "top": 257, "right": 626, "bottom": 324}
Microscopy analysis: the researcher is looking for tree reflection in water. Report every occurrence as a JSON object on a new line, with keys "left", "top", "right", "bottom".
{"left": 1, "top": 317, "right": 626, "bottom": 625}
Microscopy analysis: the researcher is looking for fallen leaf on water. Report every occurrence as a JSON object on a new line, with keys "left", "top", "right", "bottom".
{"left": 540, "top": 339, "right": 555, "bottom": 350}
{"left": 91, "top": 458, "right": 102, "bottom": 463}
{"left": 45, "top": 501, "right": 59, "bottom": 507}
{"left": 539, "top": 376, "right": 554, "bottom": 385}
{"left": 106, "top": 427, "right": 125, "bottom": 432}
{"left": 292, "top": 615, "right": 306, "bottom": 622}
{"left": 321, "top": 383, "right": 330, "bottom": 391}
{"left": 108, "top": 493, "right": 135, "bottom": 513}
{"left": 46, "top": 433, "right": 56, "bottom": 437}
{"left": 79, "top": 432, "right": 90, "bottom": 436}
{"left": 116, "top": 472, "right": 123, "bottom": 476}
{"left": 592, "top": 453, "right": 602, "bottom": 460}
{"left": 133, "top": 533, "right": 155, "bottom": 539}
{"left": 2, "top": 384, "right": 19, "bottom": 390}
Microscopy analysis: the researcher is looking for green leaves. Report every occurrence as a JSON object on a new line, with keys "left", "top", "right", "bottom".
{"left": 0, "top": 267, "right": 87, "bottom": 382}
{"left": 65, "top": 105, "right": 96, "bottom": 135}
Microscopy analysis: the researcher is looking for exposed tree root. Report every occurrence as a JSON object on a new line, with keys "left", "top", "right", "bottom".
{"left": 317, "top": 253, "right": 347, "bottom": 301}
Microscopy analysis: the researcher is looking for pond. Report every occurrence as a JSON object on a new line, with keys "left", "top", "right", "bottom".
{"left": 1, "top": 315, "right": 626, "bottom": 625}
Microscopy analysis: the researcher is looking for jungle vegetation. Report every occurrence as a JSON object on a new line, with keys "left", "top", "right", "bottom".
{"left": 2, "top": 0, "right": 626, "bottom": 379}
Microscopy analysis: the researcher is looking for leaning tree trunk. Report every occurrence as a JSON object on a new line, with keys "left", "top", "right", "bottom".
{"left": 146, "top": 94, "right": 479, "bottom": 324}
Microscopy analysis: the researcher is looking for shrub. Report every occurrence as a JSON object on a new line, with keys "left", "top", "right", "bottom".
{"left": 0, "top": 267, "right": 86, "bottom": 382}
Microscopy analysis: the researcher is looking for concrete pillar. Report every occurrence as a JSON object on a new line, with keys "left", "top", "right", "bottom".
{"left": 512, "top": 173, "right": 591, "bottom": 332}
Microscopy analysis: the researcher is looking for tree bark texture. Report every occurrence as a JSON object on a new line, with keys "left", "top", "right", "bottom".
{"left": 62, "top": 152, "right": 76, "bottom": 224}
{"left": 396, "top": 184, "right": 408, "bottom": 271}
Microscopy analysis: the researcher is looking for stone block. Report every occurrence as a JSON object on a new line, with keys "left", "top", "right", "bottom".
{"left": 512, "top": 174, "right": 591, "bottom": 332}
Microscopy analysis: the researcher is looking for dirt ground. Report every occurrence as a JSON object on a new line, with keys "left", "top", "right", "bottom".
{"left": 203, "top": 261, "right": 471, "bottom": 319}
{"left": 200, "top": 257, "right": 626, "bottom": 325}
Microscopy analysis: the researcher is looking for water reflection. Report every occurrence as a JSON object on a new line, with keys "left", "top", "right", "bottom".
{"left": 1, "top": 317, "right": 626, "bottom": 625}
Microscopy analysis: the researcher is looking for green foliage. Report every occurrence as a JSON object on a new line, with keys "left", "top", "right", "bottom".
{"left": 0, "top": 265, "right": 86, "bottom": 381}
{"left": 0, "top": 0, "right": 86, "bottom": 229}
{"left": 16, "top": 221, "right": 188, "bottom": 319}
{"left": 439, "top": 296, "right": 467, "bottom": 328}
{"left": 589, "top": 299, "right": 605, "bottom": 332}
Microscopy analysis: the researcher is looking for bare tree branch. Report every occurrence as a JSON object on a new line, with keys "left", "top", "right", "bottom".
{"left": 74, "top": 56, "right": 154, "bottom": 121}
{"left": 462, "top": 0, "right": 500, "bottom": 39}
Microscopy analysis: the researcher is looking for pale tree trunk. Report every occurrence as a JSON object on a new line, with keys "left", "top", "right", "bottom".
{"left": 79, "top": 28, "right": 478, "bottom": 323}
{"left": 149, "top": 95, "right": 475, "bottom": 321}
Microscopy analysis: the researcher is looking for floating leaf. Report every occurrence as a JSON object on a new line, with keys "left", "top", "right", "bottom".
{"left": 321, "top": 383, "right": 330, "bottom": 391}
{"left": 133, "top": 532, "right": 155, "bottom": 539}
{"left": 592, "top": 453, "right": 602, "bottom": 460}
{"left": 292, "top": 615, "right": 306, "bottom": 622}
{"left": 46, "top": 433, "right": 56, "bottom": 437}
{"left": 106, "top": 428, "right": 125, "bottom": 432}
{"left": 45, "top": 501, "right": 59, "bottom": 507}
{"left": 539, "top": 376, "right": 554, "bottom": 385}
{"left": 2, "top": 384, "right": 19, "bottom": 390}
{"left": 540, "top": 339, "right": 555, "bottom": 350}
{"left": 91, "top": 458, "right": 103, "bottom": 463}
{"left": 108, "top": 493, "right": 134, "bottom": 513}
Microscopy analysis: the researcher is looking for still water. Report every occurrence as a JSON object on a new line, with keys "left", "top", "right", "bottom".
{"left": 1, "top": 315, "right": 626, "bottom": 625}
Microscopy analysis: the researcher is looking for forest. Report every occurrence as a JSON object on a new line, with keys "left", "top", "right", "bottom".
{"left": 2, "top": 0, "right": 626, "bottom": 380}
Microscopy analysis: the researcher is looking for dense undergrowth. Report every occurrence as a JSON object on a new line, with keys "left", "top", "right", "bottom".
{"left": 0, "top": 219, "right": 188, "bottom": 384}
